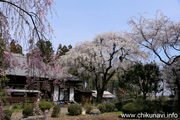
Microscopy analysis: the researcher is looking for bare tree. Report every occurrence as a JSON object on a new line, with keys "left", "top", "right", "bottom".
{"left": 128, "top": 12, "right": 180, "bottom": 65}
{"left": 128, "top": 12, "right": 180, "bottom": 110}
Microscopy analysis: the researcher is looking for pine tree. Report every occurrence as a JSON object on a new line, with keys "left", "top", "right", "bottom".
{"left": 36, "top": 40, "right": 54, "bottom": 63}
{"left": 56, "top": 44, "right": 72, "bottom": 58}
{"left": 10, "top": 40, "right": 23, "bottom": 55}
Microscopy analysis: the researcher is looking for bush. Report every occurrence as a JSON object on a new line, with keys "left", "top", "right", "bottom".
{"left": 158, "top": 96, "right": 168, "bottom": 103}
{"left": 39, "top": 101, "right": 52, "bottom": 112}
{"left": 123, "top": 100, "right": 158, "bottom": 114}
{"left": 128, "top": 91, "right": 136, "bottom": 99}
{"left": 68, "top": 104, "right": 82, "bottom": 115}
{"left": 142, "top": 100, "right": 157, "bottom": 113}
{"left": 154, "top": 96, "right": 168, "bottom": 112}
{"left": 162, "top": 102, "right": 173, "bottom": 113}
{"left": 122, "top": 102, "right": 143, "bottom": 114}
{"left": 4, "top": 109, "right": 12, "bottom": 120}
{"left": 51, "top": 105, "right": 61, "bottom": 117}
{"left": 81, "top": 101, "right": 85, "bottom": 106}
{"left": 12, "top": 104, "right": 23, "bottom": 110}
{"left": 137, "top": 94, "right": 144, "bottom": 99}
{"left": 22, "top": 104, "right": 34, "bottom": 118}
{"left": 115, "top": 102, "right": 123, "bottom": 111}
{"left": 136, "top": 98, "right": 144, "bottom": 104}
{"left": 84, "top": 104, "right": 92, "bottom": 114}
{"left": 123, "top": 99, "right": 135, "bottom": 105}
{"left": 98, "top": 104, "right": 106, "bottom": 113}
{"left": 105, "top": 103, "right": 115, "bottom": 112}
{"left": 122, "top": 97, "right": 177, "bottom": 114}
{"left": 162, "top": 100, "right": 179, "bottom": 113}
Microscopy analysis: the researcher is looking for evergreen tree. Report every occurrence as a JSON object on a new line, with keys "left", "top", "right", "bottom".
{"left": 56, "top": 44, "right": 72, "bottom": 58}
{"left": 121, "top": 62, "right": 162, "bottom": 100}
{"left": 36, "top": 40, "right": 54, "bottom": 63}
{"left": 10, "top": 40, "right": 23, "bottom": 55}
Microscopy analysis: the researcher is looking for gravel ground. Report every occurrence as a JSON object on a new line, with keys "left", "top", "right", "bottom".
{"left": 11, "top": 107, "right": 180, "bottom": 120}
{"left": 11, "top": 112, "right": 23, "bottom": 120}
{"left": 48, "top": 113, "right": 121, "bottom": 120}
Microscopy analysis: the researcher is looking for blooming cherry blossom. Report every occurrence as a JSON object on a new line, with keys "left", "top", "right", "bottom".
{"left": 59, "top": 31, "right": 148, "bottom": 102}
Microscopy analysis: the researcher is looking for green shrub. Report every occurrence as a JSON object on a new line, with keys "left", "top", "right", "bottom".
{"left": 68, "top": 104, "right": 82, "bottom": 115}
{"left": 12, "top": 104, "right": 23, "bottom": 110}
{"left": 128, "top": 91, "right": 136, "bottom": 99}
{"left": 123, "top": 99, "right": 135, "bottom": 105}
{"left": 162, "top": 102, "right": 173, "bottom": 113}
{"left": 115, "top": 102, "right": 123, "bottom": 111}
{"left": 122, "top": 97, "right": 176, "bottom": 114}
{"left": 4, "top": 109, "right": 12, "bottom": 120}
{"left": 22, "top": 104, "right": 34, "bottom": 118}
{"left": 81, "top": 101, "right": 85, "bottom": 106}
{"left": 162, "top": 100, "right": 179, "bottom": 113}
{"left": 153, "top": 96, "right": 167, "bottom": 112}
{"left": 137, "top": 94, "right": 144, "bottom": 99}
{"left": 105, "top": 103, "right": 115, "bottom": 112}
{"left": 22, "top": 99, "right": 32, "bottom": 109}
{"left": 143, "top": 100, "right": 157, "bottom": 113}
{"left": 39, "top": 101, "right": 52, "bottom": 112}
{"left": 136, "top": 98, "right": 144, "bottom": 104}
{"left": 98, "top": 104, "right": 106, "bottom": 113}
{"left": 84, "top": 104, "right": 92, "bottom": 114}
{"left": 51, "top": 105, "right": 61, "bottom": 117}
{"left": 122, "top": 102, "right": 143, "bottom": 114}
{"left": 135, "top": 98, "right": 157, "bottom": 113}
{"left": 158, "top": 96, "right": 168, "bottom": 103}
{"left": 123, "top": 100, "right": 158, "bottom": 114}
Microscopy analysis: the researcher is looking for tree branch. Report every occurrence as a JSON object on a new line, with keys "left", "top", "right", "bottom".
{"left": 0, "top": 0, "right": 41, "bottom": 40}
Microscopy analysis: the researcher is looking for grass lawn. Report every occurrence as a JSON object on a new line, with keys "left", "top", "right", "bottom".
{"left": 110, "top": 111, "right": 123, "bottom": 115}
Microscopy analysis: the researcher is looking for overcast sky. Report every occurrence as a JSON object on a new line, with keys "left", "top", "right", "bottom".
{"left": 50, "top": 0, "right": 180, "bottom": 51}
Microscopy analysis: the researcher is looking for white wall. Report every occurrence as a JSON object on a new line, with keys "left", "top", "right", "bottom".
{"left": 53, "top": 86, "right": 59, "bottom": 101}
{"left": 69, "top": 86, "right": 74, "bottom": 101}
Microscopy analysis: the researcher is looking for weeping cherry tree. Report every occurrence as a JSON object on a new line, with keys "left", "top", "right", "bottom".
{"left": 59, "top": 31, "right": 148, "bottom": 103}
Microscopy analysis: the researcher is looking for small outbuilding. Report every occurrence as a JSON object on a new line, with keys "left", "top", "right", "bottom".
{"left": 74, "top": 89, "right": 94, "bottom": 104}
{"left": 91, "top": 90, "right": 116, "bottom": 102}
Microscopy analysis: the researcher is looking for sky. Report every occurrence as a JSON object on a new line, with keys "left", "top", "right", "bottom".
{"left": 50, "top": 0, "right": 180, "bottom": 51}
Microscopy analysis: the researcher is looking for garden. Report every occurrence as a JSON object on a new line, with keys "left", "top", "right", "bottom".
{"left": 3, "top": 97, "right": 180, "bottom": 120}
{"left": 4, "top": 101, "right": 119, "bottom": 120}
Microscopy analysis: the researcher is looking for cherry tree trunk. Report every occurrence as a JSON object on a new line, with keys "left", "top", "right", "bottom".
{"left": 96, "top": 89, "right": 103, "bottom": 103}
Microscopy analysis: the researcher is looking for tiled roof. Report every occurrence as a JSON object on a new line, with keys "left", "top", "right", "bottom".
{"left": 5, "top": 53, "right": 82, "bottom": 82}
{"left": 91, "top": 90, "right": 116, "bottom": 98}
{"left": 76, "top": 89, "right": 94, "bottom": 93}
